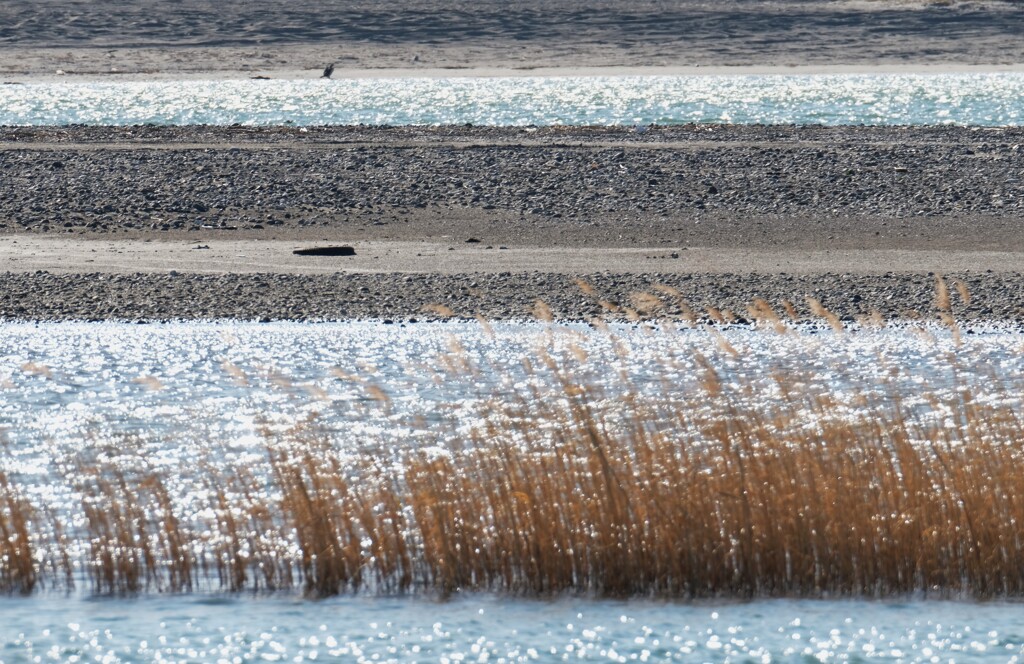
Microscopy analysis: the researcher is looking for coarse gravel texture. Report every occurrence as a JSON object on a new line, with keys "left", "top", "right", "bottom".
{"left": 3, "top": 125, "right": 1024, "bottom": 322}
{"left": 0, "top": 271, "right": 1018, "bottom": 325}
{"left": 0, "top": 125, "right": 1022, "bottom": 249}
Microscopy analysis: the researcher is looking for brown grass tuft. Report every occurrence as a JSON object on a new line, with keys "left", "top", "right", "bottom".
{"left": 532, "top": 299, "right": 554, "bottom": 322}
{"left": 935, "top": 273, "right": 951, "bottom": 312}
{"left": 630, "top": 292, "right": 664, "bottom": 315}
{"left": 574, "top": 279, "right": 598, "bottom": 297}
{"left": 748, "top": 298, "right": 787, "bottom": 333}
{"left": 76, "top": 464, "right": 198, "bottom": 594}
{"left": 422, "top": 304, "right": 456, "bottom": 318}
{"left": 807, "top": 297, "right": 844, "bottom": 332}
{"left": 20, "top": 362, "right": 51, "bottom": 379}
{"left": 651, "top": 284, "right": 698, "bottom": 325}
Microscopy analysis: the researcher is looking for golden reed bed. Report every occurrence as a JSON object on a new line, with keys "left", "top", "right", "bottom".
{"left": 2, "top": 277, "right": 1023, "bottom": 599}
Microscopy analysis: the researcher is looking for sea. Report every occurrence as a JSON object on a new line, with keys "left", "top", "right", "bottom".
{"left": 3, "top": 72, "right": 1024, "bottom": 662}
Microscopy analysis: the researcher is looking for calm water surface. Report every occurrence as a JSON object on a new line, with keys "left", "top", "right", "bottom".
{"left": 2, "top": 595, "right": 1024, "bottom": 662}
{"left": 3, "top": 72, "right": 1024, "bottom": 126}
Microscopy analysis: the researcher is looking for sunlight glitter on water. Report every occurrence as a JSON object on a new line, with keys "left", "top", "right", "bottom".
{"left": 2, "top": 72, "right": 1024, "bottom": 126}
{"left": 1, "top": 320, "right": 1021, "bottom": 505}
{"left": 1, "top": 595, "right": 1022, "bottom": 662}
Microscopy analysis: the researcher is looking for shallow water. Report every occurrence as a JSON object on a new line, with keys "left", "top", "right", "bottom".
{"left": 1, "top": 594, "right": 1023, "bottom": 662}
{"left": 3, "top": 73, "right": 1024, "bottom": 126}
{"left": 1, "top": 320, "right": 1020, "bottom": 502}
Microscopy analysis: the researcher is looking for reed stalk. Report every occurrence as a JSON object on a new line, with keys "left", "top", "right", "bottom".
{"left": 4, "top": 287, "right": 1024, "bottom": 598}
{"left": 0, "top": 472, "right": 37, "bottom": 594}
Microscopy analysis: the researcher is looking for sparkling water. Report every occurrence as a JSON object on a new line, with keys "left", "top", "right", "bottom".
{"left": 0, "top": 320, "right": 1012, "bottom": 454}
{"left": 1, "top": 320, "right": 1019, "bottom": 508}
{"left": 2, "top": 72, "right": 1024, "bottom": 127}
{"left": 1, "top": 594, "right": 1022, "bottom": 663}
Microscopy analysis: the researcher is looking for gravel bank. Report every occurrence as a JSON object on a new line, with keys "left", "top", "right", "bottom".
{"left": 3, "top": 124, "right": 1023, "bottom": 322}
{"left": 1, "top": 125, "right": 1022, "bottom": 250}
{"left": 1, "top": 271, "right": 1018, "bottom": 325}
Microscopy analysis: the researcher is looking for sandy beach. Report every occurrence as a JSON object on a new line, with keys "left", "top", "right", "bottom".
{"left": 1, "top": 1, "right": 1023, "bottom": 321}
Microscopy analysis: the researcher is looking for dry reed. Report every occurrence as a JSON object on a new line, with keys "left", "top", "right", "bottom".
{"left": 76, "top": 465, "right": 198, "bottom": 594}
{"left": 3, "top": 284, "right": 1024, "bottom": 599}
{"left": 0, "top": 472, "right": 37, "bottom": 594}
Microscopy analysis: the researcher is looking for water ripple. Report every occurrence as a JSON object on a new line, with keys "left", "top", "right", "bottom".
{"left": 1, "top": 595, "right": 1022, "bottom": 662}
{"left": 2, "top": 73, "right": 1024, "bottom": 126}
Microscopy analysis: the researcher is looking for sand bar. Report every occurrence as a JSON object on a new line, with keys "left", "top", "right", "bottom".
{"left": 1, "top": 123, "right": 1023, "bottom": 320}
{"left": 5, "top": 237, "right": 1024, "bottom": 276}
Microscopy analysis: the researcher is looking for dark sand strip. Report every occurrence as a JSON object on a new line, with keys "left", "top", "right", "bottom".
{"left": 1, "top": 125, "right": 1022, "bottom": 250}
{"left": 1, "top": 0, "right": 1022, "bottom": 76}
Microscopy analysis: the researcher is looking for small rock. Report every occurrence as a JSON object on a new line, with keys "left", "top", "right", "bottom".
{"left": 293, "top": 246, "right": 356, "bottom": 257}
